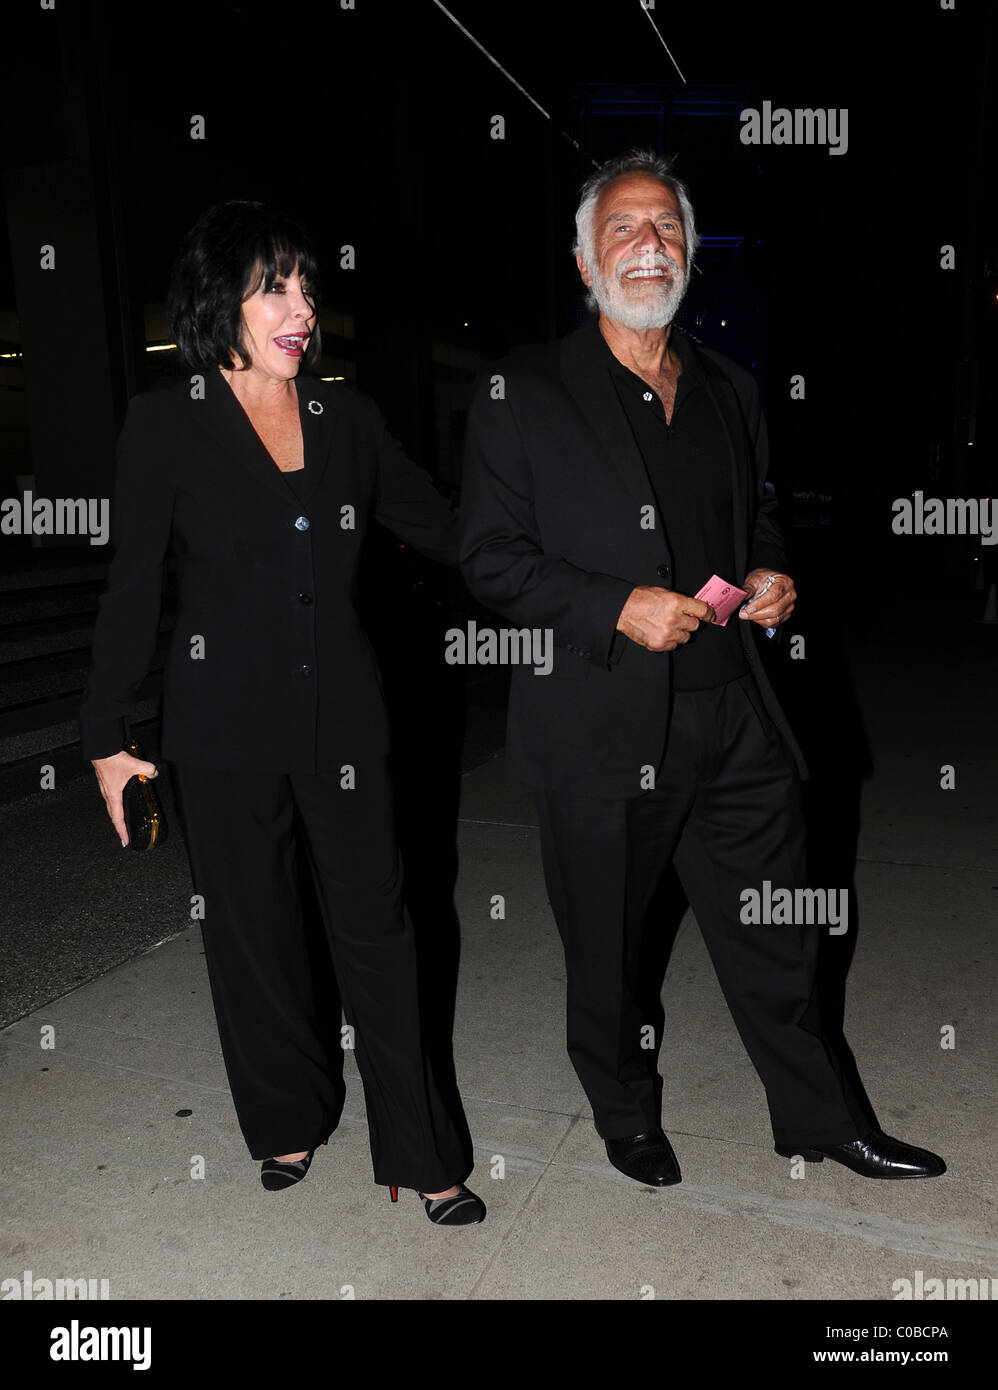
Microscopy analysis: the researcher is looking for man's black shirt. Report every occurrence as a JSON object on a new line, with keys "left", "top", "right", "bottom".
{"left": 591, "top": 320, "right": 750, "bottom": 690}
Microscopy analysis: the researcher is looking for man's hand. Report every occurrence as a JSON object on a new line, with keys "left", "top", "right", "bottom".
{"left": 92, "top": 750, "right": 158, "bottom": 847}
{"left": 738, "top": 569, "right": 797, "bottom": 628}
{"left": 616, "top": 586, "right": 715, "bottom": 652}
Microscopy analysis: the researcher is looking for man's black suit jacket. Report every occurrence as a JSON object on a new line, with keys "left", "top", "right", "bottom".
{"left": 80, "top": 367, "right": 457, "bottom": 772}
{"left": 458, "top": 316, "right": 806, "bottom": 798}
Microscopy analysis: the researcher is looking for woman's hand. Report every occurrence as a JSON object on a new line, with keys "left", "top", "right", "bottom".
{"left": 92, "top": 750, "right": 159, "bottom": 847}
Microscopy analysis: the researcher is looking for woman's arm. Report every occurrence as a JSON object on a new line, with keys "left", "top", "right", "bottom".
{"left": 364, "top": 394, "right": 459, "bottom": 566}
{"left": 79, "top": 391, "right": 176, "bottom": 840}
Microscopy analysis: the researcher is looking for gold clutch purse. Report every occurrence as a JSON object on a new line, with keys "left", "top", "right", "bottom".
{"left": 122, "top": 738, "right": 168, "bottom": 851}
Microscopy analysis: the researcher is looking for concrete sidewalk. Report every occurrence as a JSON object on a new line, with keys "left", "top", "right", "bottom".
{"left": 2, "top": 631, "right": 996, "bottom": 1301}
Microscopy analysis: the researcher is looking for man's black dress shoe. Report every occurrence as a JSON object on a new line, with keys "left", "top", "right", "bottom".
{"left": 775, "top": 1129, "right": 946, "bottom": 1179}
{"left": 604, "top": 1128, "right": 682, "bottom": 1186}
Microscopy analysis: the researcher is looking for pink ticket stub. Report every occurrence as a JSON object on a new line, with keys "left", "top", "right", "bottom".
{"left": 694, "top": 574, "right": 749, "bottom": 627}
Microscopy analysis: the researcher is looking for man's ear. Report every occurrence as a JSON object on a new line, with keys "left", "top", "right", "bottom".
{"left": 575, "top": 253, "right": 592, "bottom": 289}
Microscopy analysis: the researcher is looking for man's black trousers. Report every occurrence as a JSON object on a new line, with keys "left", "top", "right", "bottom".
{"left": 170, "top": 757, "right": 467, "bottom": 1191}
{"left": 534, "top": 672, "right": 871, "bottom": 1149}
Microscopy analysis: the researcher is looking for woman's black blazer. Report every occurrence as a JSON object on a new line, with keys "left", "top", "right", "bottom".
{"left": 79, "top": 367, "right": 457, "bottom": 772}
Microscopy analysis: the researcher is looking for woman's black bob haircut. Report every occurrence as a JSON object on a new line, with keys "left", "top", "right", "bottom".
{"left": 167, "top": 200, "right": 322, "bottom": 374}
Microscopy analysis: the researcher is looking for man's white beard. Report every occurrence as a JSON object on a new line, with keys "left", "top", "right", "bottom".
{"left": 589, "top": 252, "right": 689, "bottom": 330}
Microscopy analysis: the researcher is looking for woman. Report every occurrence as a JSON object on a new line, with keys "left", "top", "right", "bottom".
{"left": 80, "top": 200, "right": 484, "bottom": 1226}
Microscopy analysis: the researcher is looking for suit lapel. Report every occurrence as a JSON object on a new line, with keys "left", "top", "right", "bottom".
{"left": 558, "top": 323, "right": 660, "bottom": 514}
{"left": 685, "top": 342, "right": 751, "bottom": 579}
{"left": 294, "top": 376, "right": 332, "bottom": 502}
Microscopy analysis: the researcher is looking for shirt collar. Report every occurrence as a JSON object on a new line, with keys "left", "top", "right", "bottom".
{"left": 584, "top": 312, "right": 705, "bottom": 385}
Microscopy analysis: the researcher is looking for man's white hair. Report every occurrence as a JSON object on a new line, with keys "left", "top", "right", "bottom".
{"left": 572, "top": 149, "right": 699, "bottom": 311}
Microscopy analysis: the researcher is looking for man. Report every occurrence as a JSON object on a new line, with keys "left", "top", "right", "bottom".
{"left": 458, "top": 150, "right": 944, "bottom": 1186}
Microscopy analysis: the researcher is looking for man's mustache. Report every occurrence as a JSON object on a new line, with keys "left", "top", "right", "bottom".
{"left": 614, "top": 253, "right": 683, "bottom": 284}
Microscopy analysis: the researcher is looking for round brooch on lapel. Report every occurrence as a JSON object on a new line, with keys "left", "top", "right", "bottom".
{"left": 307, "top": 400, "right": 323, "bottom": 416}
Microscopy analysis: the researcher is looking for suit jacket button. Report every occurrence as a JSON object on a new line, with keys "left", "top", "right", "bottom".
{"left": 657, "top": 564, "right": 671, "bottom": 579}
{"left": 297, "top": 664, "right": 312, "bottom": 677}
{"left": 294, "top": 515, "right": 310, "bottom": 531}
{"left": 297, "top": 592, "right": 312, "bottom": 604}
